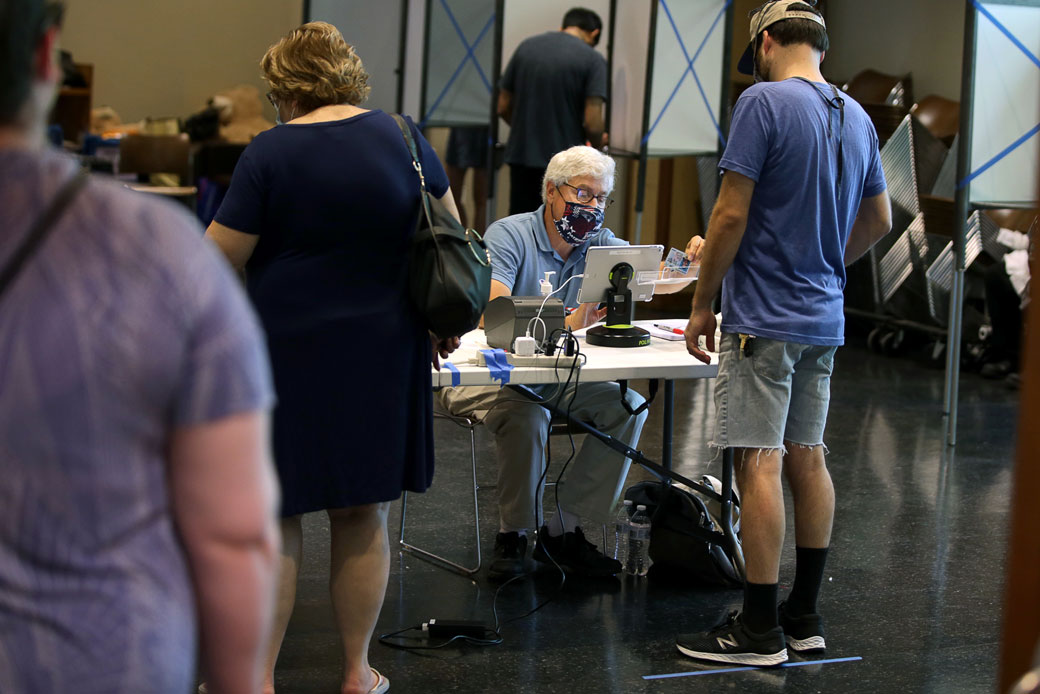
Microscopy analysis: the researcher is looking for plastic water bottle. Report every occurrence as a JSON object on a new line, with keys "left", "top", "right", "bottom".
{"left": 625, "top": 505, "right": 651, "bottom": 577}
{"left": 613, "top": 500, "right": 633, "bottom": 564}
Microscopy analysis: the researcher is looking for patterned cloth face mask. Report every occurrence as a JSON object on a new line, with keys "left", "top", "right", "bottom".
{"left": 553, "top": 200, "right": 605, "bottom": 246}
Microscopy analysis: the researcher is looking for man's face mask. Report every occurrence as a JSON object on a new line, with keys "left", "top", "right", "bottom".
{"left": 553, "top": 199, "right": 605, "bottom": 246}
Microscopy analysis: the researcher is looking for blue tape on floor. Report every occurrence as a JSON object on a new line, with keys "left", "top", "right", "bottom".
{"left": 443, "top": 361, "right": 460, "bottom": 387}
{"left": 643, "top": 655, "right": 863, "bottom": 680}
{"left": 480, "top": 349, "right": 513, "bottom": 384}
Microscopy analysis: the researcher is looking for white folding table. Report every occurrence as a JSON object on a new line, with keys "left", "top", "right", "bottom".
{"left": 420, "top": 327, "right": 745, "bottom": 579}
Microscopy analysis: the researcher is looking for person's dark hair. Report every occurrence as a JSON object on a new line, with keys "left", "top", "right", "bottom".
{"left": 762, "top": 3, "right": 829, "bottom": 54}
{"left": 561, "top": 7, "right": 602, "bottom": 35}
{"left": 0, "top": 0, "right": 63, "bottom": 125}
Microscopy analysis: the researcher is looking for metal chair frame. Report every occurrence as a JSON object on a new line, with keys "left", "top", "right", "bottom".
{"left": 398, "top": 413, "right": 603, "bottom": 577}
{"left": 398, "top": 410, "right": 484, "bottom": 576}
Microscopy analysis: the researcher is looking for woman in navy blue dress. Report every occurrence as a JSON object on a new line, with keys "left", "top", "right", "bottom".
{"left": 206, "top": 22, "right": 460, "bottom": 694}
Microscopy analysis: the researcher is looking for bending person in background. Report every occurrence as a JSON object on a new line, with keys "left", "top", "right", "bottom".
{"left": 206, "top": 22, "right": 459, "bottom": 694}
{"left": 679, "top": 0, "right": 891, "bottom": 667}
{"left": 0, "top": 2, "right": 279, "bottom": 693}
{"left": 499, "top": 7, "right": 607, "bottom": 215}
{"left": 439, "top": 145, "right": 702, "bottom": 583}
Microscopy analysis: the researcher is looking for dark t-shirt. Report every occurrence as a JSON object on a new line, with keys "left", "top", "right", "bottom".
{"left": 501, "top": 31, "right": 608, "bottom": 168}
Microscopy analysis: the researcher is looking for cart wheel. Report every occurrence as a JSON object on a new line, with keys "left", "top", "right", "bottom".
{"left": 879, "top": 329, "right": 905, "bottom": 356}
{"left": 867, "top": 327, "right": 884, "bottom": 353}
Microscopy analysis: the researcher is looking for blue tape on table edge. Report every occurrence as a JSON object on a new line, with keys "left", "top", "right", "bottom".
{"left": 480, "top": 349, "right": 513, "bottom": 384}
{"left": 443, "top": 361, "right": 460, "bottom": 387}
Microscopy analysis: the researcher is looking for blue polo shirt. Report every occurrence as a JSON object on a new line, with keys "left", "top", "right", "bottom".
{"left": 485, "top": 205, "right": 627, "bottom": 308}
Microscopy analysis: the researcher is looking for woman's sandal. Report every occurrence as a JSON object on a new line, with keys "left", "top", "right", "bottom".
{"left": 368, "top": 667, "right": 390, "bottom": 693}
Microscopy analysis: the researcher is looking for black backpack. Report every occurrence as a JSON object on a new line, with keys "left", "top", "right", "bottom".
{"left": 624, "top": 479, "right": 742, "bottom": 587}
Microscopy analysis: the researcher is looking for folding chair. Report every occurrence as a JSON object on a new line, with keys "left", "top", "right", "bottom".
{"left": 399, "top": 407, "right": 484, "bottom": 576}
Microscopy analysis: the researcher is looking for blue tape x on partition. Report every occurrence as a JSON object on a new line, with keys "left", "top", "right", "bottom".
{"left": 421, "top": 0, "right": 495, "bottom": 128}
{"left": 642, "top": 0, "right": 731, "bottom": 148}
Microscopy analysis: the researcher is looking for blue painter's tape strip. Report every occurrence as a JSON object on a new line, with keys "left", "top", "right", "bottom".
{"left": 480, "top": 349, "right": 513, "bottom": 384}
{"left": 642, "top": 655, "right": 863, "bottom": 680}
{"left": 958, "top": 122, "right": 1040, "bottom": 189}
{"left": 443, "top": 361, "right": 460, "bottom": 387}
{"left": 973, "top": 0, "right": 1040, "bottom": 70}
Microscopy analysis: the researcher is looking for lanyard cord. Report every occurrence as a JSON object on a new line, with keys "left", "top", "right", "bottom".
{"left": 792, "top": 77, "right": 845, "bottom": 200}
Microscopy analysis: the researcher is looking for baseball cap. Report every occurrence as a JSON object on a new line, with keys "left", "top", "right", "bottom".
{"left": 737, "top": 0, "right": 827, "bottom": 75}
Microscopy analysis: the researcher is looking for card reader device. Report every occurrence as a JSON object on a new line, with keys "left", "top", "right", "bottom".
{"left": 484, "top": 296, "right": 565, "bottom": 351}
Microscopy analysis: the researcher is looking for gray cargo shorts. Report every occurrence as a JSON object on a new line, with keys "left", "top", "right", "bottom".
{"left": 710, "top": 332, "right": 837, "bottom": 453}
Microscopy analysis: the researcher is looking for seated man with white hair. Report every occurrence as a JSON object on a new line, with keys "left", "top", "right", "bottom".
{"left": 439, "top": 145, "right": 699, "bottom": 581}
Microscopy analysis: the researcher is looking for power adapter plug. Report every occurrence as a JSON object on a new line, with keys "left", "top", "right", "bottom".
{"left": 421, "top": 619, "right": 488, "bottom": 639}
{"left": 513, "top": 335, "right": 537, "bottom": 356}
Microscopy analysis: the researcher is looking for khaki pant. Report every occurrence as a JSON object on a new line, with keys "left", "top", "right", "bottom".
{"left": 437, "top": 382, "right": 648, "bottom": 529}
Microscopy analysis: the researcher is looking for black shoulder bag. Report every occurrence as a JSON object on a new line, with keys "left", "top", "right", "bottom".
{"left": 391, "top": 114, "right": 491, "bottom": 339}
{"left": 0, "top": 169, "right": 89, "bottom": 303}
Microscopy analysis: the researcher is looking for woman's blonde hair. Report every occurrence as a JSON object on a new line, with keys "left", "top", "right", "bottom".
{"left": 261, "top": 21, "right": 370, "bottom": 113}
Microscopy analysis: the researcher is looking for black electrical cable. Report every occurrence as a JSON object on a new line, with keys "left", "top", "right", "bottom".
{"left": 485, "top": 331, "right": 584, "bottom": 632}
{"left": 382, "top": 331, "right": 587, "bottom": 652}
{"left": 377, "top": 624, "right": 503, "bottom": 651}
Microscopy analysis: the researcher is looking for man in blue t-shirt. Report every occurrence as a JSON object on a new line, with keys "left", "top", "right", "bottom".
{"left": 676, "top": 1, "right": 892, "bottom": 667}
{"left": 439, "top": 146, "right": 700, "bottom": 582}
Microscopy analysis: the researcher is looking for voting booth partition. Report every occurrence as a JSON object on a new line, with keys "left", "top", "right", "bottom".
{"left": 609, "top": 0, "right": 733, "bottom": 244}
{"left": 945, "top": 0, "right": 1040, "bottom": 445}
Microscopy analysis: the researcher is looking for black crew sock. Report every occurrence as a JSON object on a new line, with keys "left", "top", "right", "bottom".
{"left": 786, "top": 546, "right": 829, "bottom": 616}
{"left": 742, "top": 582, "right": 779, "bottom": 633}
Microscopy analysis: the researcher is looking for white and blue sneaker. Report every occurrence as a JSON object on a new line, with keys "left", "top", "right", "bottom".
{"left": 676, "top": 611, "right": 788, "bottom": 667}
{"left": 778, "top": 600, "right": 826, "bottom": 653}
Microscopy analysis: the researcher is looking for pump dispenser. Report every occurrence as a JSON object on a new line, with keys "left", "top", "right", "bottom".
{"left": 539, "top": 271, "right": 556, "bottom": 296}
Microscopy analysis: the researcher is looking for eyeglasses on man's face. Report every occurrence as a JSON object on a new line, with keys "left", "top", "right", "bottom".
{"left": 558, "top": 182, "right": 614, "bottom": 209}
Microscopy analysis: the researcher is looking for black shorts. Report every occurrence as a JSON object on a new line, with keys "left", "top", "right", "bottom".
{"left": 446, "top": 126, "right": 490, "bottom": 169}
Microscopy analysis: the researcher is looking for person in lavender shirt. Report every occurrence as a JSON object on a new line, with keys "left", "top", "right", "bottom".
{"left": 0, "top": 2, "right": 281, "bottom": 693}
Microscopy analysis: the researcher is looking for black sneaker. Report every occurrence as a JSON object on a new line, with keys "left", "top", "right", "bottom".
{"left": 487, "top": 532, "right": 531, "bottom": 581}
{"left": 981, "top": 359, "right": 1014, "bottom": 379}
{"left": 676, "top": 611, "right": 788, "bottom": 667}
{"left": 778, "top": 601, "right": 826, "bottom": 653}
{"left": 531, "top": 526, "right": 622, "bottom": 577}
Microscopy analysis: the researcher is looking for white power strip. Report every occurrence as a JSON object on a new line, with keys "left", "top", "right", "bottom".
{"left": 475, "top": 352, "right": 581, "bottom": 368}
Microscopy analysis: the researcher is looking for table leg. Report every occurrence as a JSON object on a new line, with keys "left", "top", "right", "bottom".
{"left": 721, "top": 447, "right": 745, "bottom": 580}
{"left": 662, "top": 379, "right": 674, "bottom": 472}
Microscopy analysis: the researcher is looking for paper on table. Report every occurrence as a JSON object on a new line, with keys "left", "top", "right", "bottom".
{"left": 634, "top": 319, "right": 685, "bottom": 341}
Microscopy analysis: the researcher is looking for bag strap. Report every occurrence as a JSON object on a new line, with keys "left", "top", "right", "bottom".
{"left": 390, "top": 114, "right": 437, "bottom": 226}
{"left": 0, "top": 168, "right": 89, "bottom": 303}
